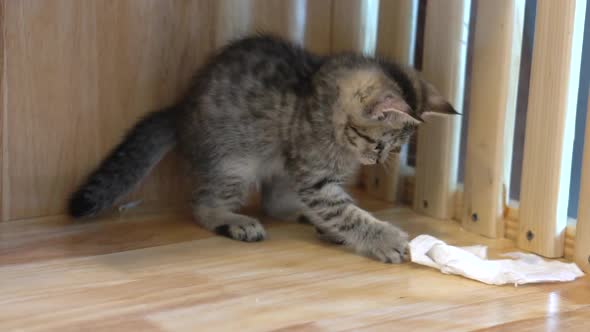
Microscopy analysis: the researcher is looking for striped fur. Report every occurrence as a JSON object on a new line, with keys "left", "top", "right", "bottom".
{"left": 69, "top": 35, "right": 456, "bottom": 263}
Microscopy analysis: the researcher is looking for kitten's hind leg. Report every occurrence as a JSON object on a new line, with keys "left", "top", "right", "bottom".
{"left": 261, "top": 177, "right": 342, "bottom": 243}
{"left": 192, "top": 172, "right": 266, "bottom": 242}
{"left": 261, "top": 176, "right": 305, "bottom": 221}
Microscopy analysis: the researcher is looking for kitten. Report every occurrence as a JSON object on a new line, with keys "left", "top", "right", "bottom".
{"left": 69, "top": 35, "right": 457, "bottom": 263}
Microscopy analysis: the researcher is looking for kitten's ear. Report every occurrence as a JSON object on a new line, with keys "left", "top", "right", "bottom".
{"left": 364, "top": 93, "right": 423, "bottom": 124}
{"left": 423, "top": 81, "right": 460, "bottom": 117}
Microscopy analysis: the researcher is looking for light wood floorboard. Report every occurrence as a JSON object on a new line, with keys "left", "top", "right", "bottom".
{"left": 1, "top": 193, "right": 588, "bottom": 331}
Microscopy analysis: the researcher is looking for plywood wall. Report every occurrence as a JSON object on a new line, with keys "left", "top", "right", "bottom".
{"left": 2, "top": 0, "right": 216, "bottom": 220}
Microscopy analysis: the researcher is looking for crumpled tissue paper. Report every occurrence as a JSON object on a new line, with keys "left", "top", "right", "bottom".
{"left": 409, "top": 234, "right": 584, "bottom": 286}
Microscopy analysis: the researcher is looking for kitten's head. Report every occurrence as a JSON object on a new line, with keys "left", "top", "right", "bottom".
{"left": 317, "top": 56, "right": 458, "bottom": 165}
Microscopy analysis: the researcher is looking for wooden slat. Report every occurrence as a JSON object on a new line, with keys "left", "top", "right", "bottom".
{"left": 364, "top": 0, "right": 418, "bottom": 203}
{"left": 517, "top": 0, "right": 586, "bottom": 258}
{"left": 251, "top": 0, "right": 304, "bottom": 43}
{"left": 375, "top": 0, "right": 418, "bottom": 65}
{"left": 413, "top": 0, "right": 470, "bottom": 218}
{"left": 575, "top": 91, "right": 590, "bottom": 272}
{"left": 462, "top": 0, "right": 524, "bottom": 238}
{"left": 400, "top": 172, "right": 415, "bottom": 206}
{"left": 331, "top": 0, "right": 379, "bottom": 54}
{"left": 214, "top": 0, "right": 307, "bottom": 47}
{"left": 399, "top": 173, "right": 465, "bottom": 222}
{"left": 214, "top": 0, "right": 253, "bottom": 47}
{"left": 505, "top": 221, "right": 518, "bottom": 242}
{"left": 505, "top": 201, "right": 520, "bottom": 221}
{"left": 0, "top": 0, "right": 5, "bottom": 221}
{"left": 565, "top": 228, "right": 575, "bottom": 261}
{"left": 302, "top": 0, "right": 333, "bottom": 55}
{"left": 453, "top": 186, "right": 463, "bottom": 222}
{"left": 505, "top": 202, "right": 519, "bottom": 241}
{"left": 215, "top": 0, "right": 333, "bottom": 54}
{"left": 564, "top": 220, "right": 577, "bottom": 261}
{"left": 251, "top": 0, "right": 333, "bottom": 54}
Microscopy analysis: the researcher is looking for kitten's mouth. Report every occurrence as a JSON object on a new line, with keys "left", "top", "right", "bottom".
{"left": 361, "top": 151, "right": 399, "bottom": 165}
{"left": 360, "top": 157, "right": 377, "bottom": 165}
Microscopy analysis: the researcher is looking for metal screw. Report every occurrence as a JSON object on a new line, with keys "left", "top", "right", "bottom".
{"left": 471, "top": 213, "right": 478, "bottom": 222}
{"left": 526, "top": 230, "right": 534, "bottom": 241}
{"left": 423, "top": 200, "right": 428, "bottom": 209}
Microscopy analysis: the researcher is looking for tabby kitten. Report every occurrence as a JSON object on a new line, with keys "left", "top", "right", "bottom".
{"left": 69, "top": 35, "right": 457, "bottom": 264}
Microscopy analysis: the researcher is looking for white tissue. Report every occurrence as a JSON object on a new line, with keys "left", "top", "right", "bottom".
{"left": 409, "top": 235, "right": 584, "bottom": 286}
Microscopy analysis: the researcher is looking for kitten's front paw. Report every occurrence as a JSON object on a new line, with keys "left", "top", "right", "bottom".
{"left": 361, "top": 223, "right": 409, "bottom": 264}
{"left": 315, "top": 227, "right": 345, "bottom": 245}
{"left": 214, "top": 220, "right": 266, "bottom": 242}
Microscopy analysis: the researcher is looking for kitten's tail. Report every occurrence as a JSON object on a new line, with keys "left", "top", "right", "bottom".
{"left": 68, "top": 107, "right": 178, "bottom": 218}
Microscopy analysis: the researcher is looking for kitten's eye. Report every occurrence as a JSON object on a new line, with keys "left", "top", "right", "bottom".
{"left": 375, "top": 142, "right": 384, "bottom": 152}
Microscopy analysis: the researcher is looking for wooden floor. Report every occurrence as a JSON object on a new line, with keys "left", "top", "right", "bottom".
{"left": 1, "top": 193, "right": 589, "bottom": 332}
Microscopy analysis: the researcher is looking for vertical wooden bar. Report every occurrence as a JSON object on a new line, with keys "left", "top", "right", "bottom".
{"left": 0, "top": 0, "right": 5, "bottom": 221}
{"left": 214, "top": 0, "right": 253, "bottom": 47}
{"left": 413, "top": 0, "right": 470, "bottom": 218}
{"left": 215, "top": 1, "right": 332, "bottom": 53}
{"left": 461, "top": 0, "right": 524, "bottom": 238}
{"left": 331, "top": 0, "right": 379, "bottom": 54}
{"left": 375, "top": 0, "right": 418, "bottom": 65}
{"left": 250, "top": 0, "right": 306, "bottom": 43}
{"left": 575, "top": 91, "right": 590, "bottom": 272}
{"left": 518, "top": 0, "right": 586, "bottom": 257}
{"left": 215, "top": 0, "right": 311, "bottom": 47}
{"left": 302, "top": 0, "right": 333, "bottom": 55}
{"left": 364, "top": 0, "right": 419, "bottom": 202}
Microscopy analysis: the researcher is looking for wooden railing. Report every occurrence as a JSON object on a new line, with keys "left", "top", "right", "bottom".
{"left": 576, "top": 92, "right": 590, "bottom": 272}
{"left": 359, "top": 0, "right": 589, "bottom": 272}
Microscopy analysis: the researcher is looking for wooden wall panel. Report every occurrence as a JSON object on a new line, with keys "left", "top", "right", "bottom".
{"left": 93, "top": 0, "right": 216, "bottom": 208}
{"left": 3, "top": 0, "right": 215, "bottom": 220}
{"left": 214, "top": 0, "right": 296, "bottom": 47}
{"left": 214, "top": 0, "right": 332, "bottom": 53}
{"left": 413, "top": 0, "right": 469, "bottom": 219}
{"left": 461, "top": 0, "right": 524, "bottom": 238}
{"left": 5, "top": 0, "right": 102, "bottom": 220}
{"left": 517, "top": 0, "right": 586, "bottom": 257}
{"left": 214, "top": 0, "right": 253, "bottom": 47}
{"left": 250, "top": 0, "right": 304, "bottom": 43}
